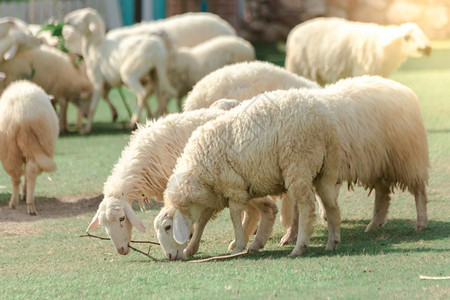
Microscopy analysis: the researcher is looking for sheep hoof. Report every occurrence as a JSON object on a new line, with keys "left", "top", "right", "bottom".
{"left": 248, "top": 242, "right": 263, "bottom": 253}
{"left": 231, "top": 247, "right": 245, "bottom": 254}
{"left": 288, "top": 245, "right": 307, "bottom": 257}
{"left": 228, "top": 240, "right": 236, "bottom": 251}
{"left": 415, "top": 222, "right": 428, "bottom": 231}
{"left": 365, "top": 221, "right": 384, "bottom": 232}
{"left": 27, "top": 204, "right": 37, "bottom": 215}
{"left": 279, "top": 233, "right": 297, "bottom": 246}
{"left": 8, "top": 202, "right": 16, "bottom": 210}
{"left": 325, "top": 239, "right": 340, "bottom": 252}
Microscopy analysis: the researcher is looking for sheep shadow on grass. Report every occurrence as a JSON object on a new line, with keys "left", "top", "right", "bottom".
{"left": 170, "top": 219, "right": 450, "bottom": 263}
{"left": 0, "top": 193, "right": 103, "bottom": 224}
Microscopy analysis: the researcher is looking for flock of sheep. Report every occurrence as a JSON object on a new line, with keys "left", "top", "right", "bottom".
{"left": 0, "top": 8, "right": 432, "bottom": 260}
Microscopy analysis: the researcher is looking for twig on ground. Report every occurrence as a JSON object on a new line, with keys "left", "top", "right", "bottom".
{"left": 419, "top": 275, "right": 450, "bottom": 280}
{"left": 80, "top": 232, "right": 160, "bottom": 261}
{"left": 188, "top": 251, "right": 248, "bottom": 263}
{"left": 79, "top": 232, "right": 160, "bottom": 245}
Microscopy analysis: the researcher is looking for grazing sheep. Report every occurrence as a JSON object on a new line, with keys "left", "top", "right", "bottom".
{"left": 168, "top": 35, "right": 255, "bottom": 110}
{"left": 0, "top": 17, "right": 40, "bottom": 62}
{"left": 64, "top": 8, "right": 176, "bottom": 133}
{"left": 271, "top": 76, "right": 429, "bottom": 245}
{"left": 154, "top": 88, "right": 343, "bottom": 260}
{"left": 0, "top": 45, "right": 92, "bottom": 132}
{"left": 86, "top": 103, "right": 277, "bottom": 256}
{"left": 0, "top": 80, "right": 59, "bottom": 215}
{"left": 285, "top": 17, "right": 432, "bottom": 85}
{"left": 106, "top": 12, "right": 236, "bottom": 47}
{"left": 183, "top": 60, "right": 320, "bottom": 111}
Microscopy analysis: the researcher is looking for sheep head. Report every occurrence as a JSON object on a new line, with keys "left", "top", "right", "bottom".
{"left": 382, "top": 23, "right": 431, "bottom": 58}
{"left": 0, "top": 18, "right": 40, "bottom": 61}
{"left": 154, "top": 206, "right": 192, "bottom": 261}
{"left": 64, "top": 8, "right": 105, "bottom": 39}
{"left": 87, "top": 197, "right": 146, "bottom": 255}
{"left": 62, "top": 24, "right": 83, "bottom": 55}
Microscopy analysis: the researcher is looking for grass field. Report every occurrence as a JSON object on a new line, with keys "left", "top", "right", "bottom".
{"left": 0, "top": 42, "right": 449, "bottom": 299}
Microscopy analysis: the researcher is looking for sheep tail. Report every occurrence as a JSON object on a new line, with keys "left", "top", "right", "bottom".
{"left": 17, "top": 124, "right": 57, "bottom": 173}
{"left": 34, "top": 152, "right": 57, "bottom": 172}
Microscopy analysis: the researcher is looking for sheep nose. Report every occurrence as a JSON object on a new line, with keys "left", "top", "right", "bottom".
{"left": 420, "top": 46, "right": 432, "bottom": 56}
{"left": 118, "top": 247, "right": 129, "bottom": 255}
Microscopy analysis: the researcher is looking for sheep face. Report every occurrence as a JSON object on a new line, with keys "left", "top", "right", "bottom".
{"left": 62, "top": 24, "right": 83, "bottom": 55}
{"left": 64, "top": 8, "right": 105, "bottom": 39}
{"left": 154, "top": 207, "right": 192, "bottom": 260}
{"left": 87, "top": 197, "right": 146, "bottom": 255}
{"left": 399, "top": 23, "right": 431, "bottom": 57}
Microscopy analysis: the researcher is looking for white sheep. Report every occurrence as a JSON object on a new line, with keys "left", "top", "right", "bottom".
{"left": 285, "top": 17, "right": 432, "bottom": 85}
{"left": 168, "top": 35, "right": 255, "bottom": 110}
{"left": 0, "top": 17, "right": 41, "bottom": 62}
{"left": 154, "top": 88, "right": 343, "bottom": 260}
{"left": 64, "top": 8, "right": 176, "bottom": 134}
{"left": 0, "top": 45, "right": 92, "bottom": 132}
{"left": 86, "top": 103, "right": 277, "bottom": 256}
{"left": 106, "top": 12, "right": 236, "bottom": 47}
{"left": 0, "top": 80, "right": 59, "bottom": 215}
{"left": 276, "top": 76, "right": 430, "bottom": 245}
{"left": 183, "top": 60, "right": 320, "bottom": 111}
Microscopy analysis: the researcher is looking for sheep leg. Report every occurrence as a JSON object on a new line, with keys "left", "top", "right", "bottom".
{"left": 247, "top": 196, "right": 278, "bottom": 253}
{"left": 82, "top": 89, "right": 101, "bottom": 134}
{"left": 315, "top": 178, "right": 340, "bottom": 252}
{"left": 21, "top": 177, "right": 27, "bottom": 202}
{"left": 229, "top": 201, "right": 247, "bottom": 254}
{"left": 279, "top": 194, "right": 298, "bottom": 246}
{"left": 316, "top": 183, "right": 341, "bottom": 223}
{"left": 58, "top": 99, "right": 68, "bottom": 133}
{"left": 414, "top": 184, "right": 428, "bottom": 230}
{"left": 8, "top": 170, "right": 21, "bottom": 209}
{"left": 153, "top": 60, "right": 176, "bottom": 117}
{"left": 116, "top": 87, "right": 131, "bottom": 119}
{"left": 24, "top": 160, "right": 41, "bottom": 215}
{"left": 366, "top": 181, "right": 391, "bottom": 232}
{"left": 288, "top": 180, "right": 316, "bottom": 257}
{"left": 123, "top": 77, "right": 148, "bottom": 129}
{"left": 228, "top": 201, "right": 261, "bottom": 250}
{"left": 183, "top": 208, "right": 214, "bottom": 258}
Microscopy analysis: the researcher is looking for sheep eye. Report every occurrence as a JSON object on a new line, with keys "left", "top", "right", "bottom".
{"left": 119, "top": 216, "right": 125, "bottom": 222}
{"left": 164, "top": 225, "right": 171, "bottom": 231}
{"left": 404, "top": 34, "right": 411, "bottom": 41}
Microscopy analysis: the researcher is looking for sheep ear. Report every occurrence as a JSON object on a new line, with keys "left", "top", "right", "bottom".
{"left": 124, "top": 202, "right": 146, "bottom": 232}
{"left": 173, "top": 209, "right": 189, "bottom": 245}
{"left": 88, "top": 22, "right": 101, "bottom": 36}
{"left": 87, "top": 212, "right": 100, "bottom": 231}
{"left": 3, "top": 43, "right": 18, "bottom": 60}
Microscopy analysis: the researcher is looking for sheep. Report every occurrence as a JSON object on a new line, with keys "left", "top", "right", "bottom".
{"left": 285, "top": 17, "right": 432, "bottom": 85}
{"left": 0, "top": 80, "right": 59, "bottom": 215}
{"left": 0, "top": 17, "right": 41, "bottom": 62}
{"left": 62, "top": 11, "right": 237, "bottom": 115}
{"left": 86, "top": 103, "right": 277, "bottom": 256}
{"left": 183, "top": 60, "right": 320, "bottom": 111}
{"left": 0, "top": 45, "right": 92, "bottom": 132}
{"left": 64, "top": 8, "right": 176, "bottom": 134}
{"left": 168, "top": 35, "right": 255, "bottom": 110}
{"left": 106, "top": 12, "right": 236, "bottom": 47}
{"left": 154, "top": 88, "right": 343, "bottom": 260}
{"left": 274, "top": 76, "right": 430, "bottom": 246}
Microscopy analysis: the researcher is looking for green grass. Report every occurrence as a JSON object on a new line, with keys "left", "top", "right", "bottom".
{"left": 1, "top": 42, "right": 449, "bottom": 299}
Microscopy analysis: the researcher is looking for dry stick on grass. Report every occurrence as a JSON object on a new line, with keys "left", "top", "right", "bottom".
{"left": 188, "top": 251, "right": 248, "bottom": 263}
{"left": 80, "top": 233, "right": 249, "bottom": 263}
{"left": 80, "top": 232, "right": 160, "bottom": 261}
{"left": 419, "top": 275, "right": 450, "bottom": 280}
